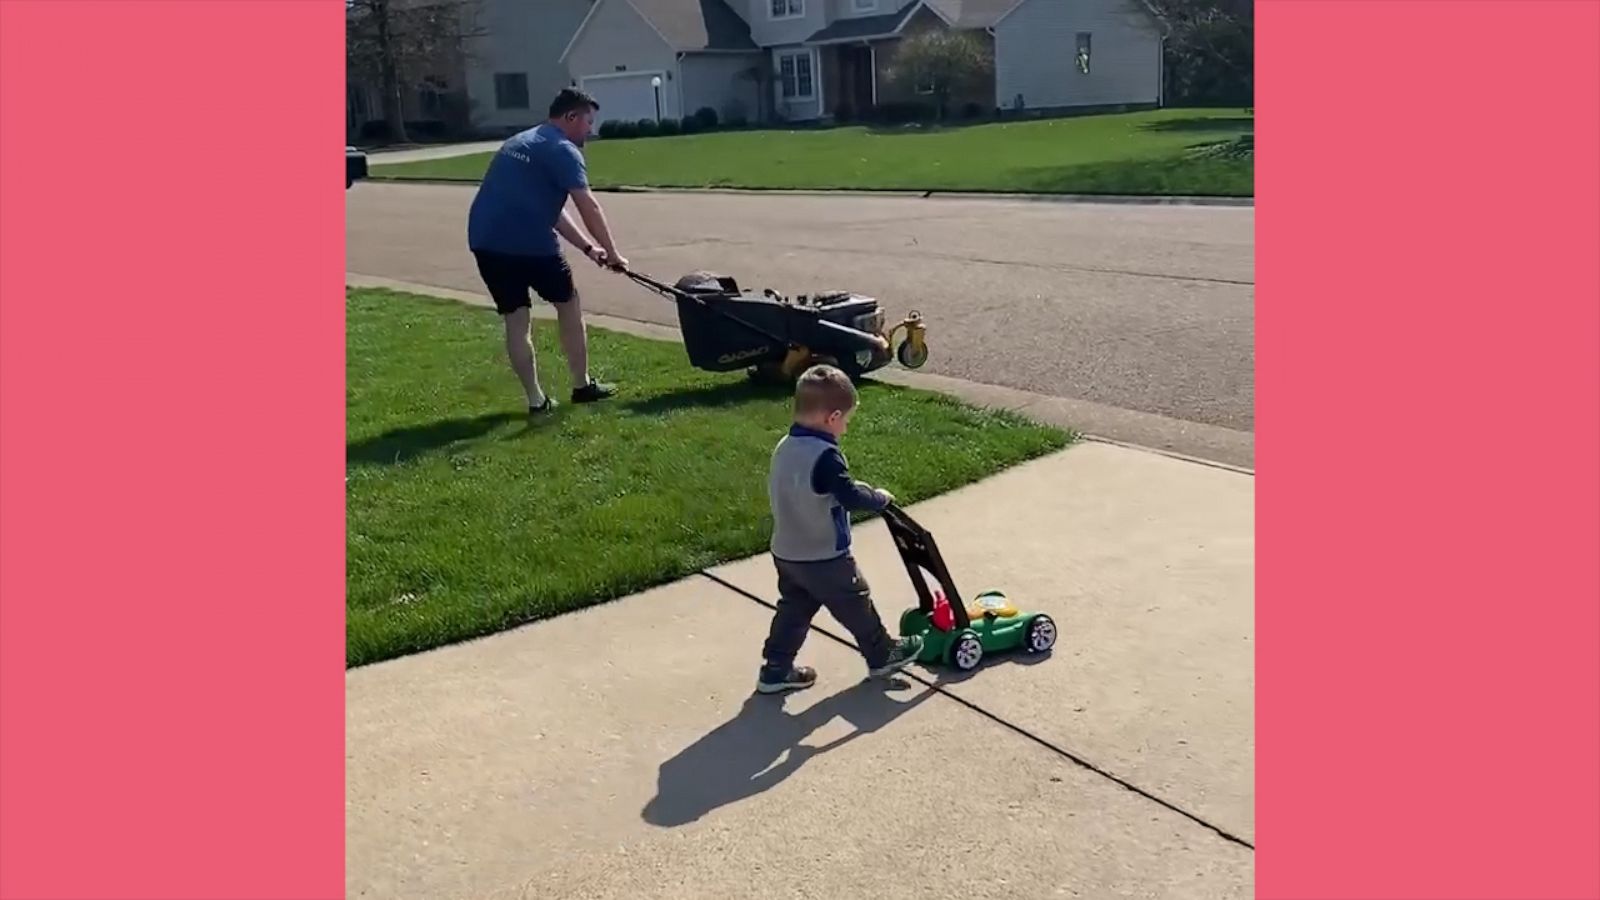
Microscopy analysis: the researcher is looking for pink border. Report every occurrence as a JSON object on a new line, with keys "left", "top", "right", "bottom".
{"left": 2, "top": 0, "right": 1597, "bottom": 898}
{"left": 1256, "top": 1, "right": 1599, "bottom": 897}
{"left": 1, "top": 2, "right": 345, "bottom": 897}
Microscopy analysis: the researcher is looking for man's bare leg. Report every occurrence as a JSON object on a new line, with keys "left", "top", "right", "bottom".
{"left": 554, "top": 291, "right": 617, "bottom": 402}
{"left": 502, "top": 307, "right": 549, "bottom": 409}
{"left": 553, "top": 291, "right": 590, "bottom": 386}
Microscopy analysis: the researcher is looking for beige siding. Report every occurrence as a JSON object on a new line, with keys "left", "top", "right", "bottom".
{"left": 464, "top": 0, "right": 592, "bottom": 132}
{"left": 678, "top": 53, "right": 764, "bottom": 122}
{"left": 995, "top": 0, "right": 1161, "bottom": 111}
{"left": 565, "top": 0, "right": 681, "bottom": 121}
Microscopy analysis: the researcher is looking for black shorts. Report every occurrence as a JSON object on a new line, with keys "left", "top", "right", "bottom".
{"left": 471, "top": 249, "right": 576, "bottom": 314}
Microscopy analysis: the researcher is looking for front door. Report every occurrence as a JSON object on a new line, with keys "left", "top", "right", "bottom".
{"left": 836, "top": 44, "right": 874, "bottom": 116}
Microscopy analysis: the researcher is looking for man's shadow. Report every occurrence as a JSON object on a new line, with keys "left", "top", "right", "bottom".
{"left": 641, "top": 678, "right": 934, "bottom": 827}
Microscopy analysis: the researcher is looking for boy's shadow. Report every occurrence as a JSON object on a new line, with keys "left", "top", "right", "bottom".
{"left": 641, "top": 678, "right": 933, "bottom": 827}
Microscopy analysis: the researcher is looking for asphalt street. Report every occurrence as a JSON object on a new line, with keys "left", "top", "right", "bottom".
{"left": 346, "top": 182, "right": 1255, "bottom": 440}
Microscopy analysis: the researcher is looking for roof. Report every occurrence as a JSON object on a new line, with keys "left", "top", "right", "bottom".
{"left": 923, "top": 0, "right": 1019, "bottom": 28}
{"left": 627, "top": 0, "right": 758, "bottom": 51}
{"left": 805, "top": 6, "right": 920, "bottom": 42}
{"left": 804, "top": 0, "right": 1021, "bottom": 42}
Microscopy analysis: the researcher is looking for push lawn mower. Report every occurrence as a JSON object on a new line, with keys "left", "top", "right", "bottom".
{"left": 621, "top": 268, "right": 930, "bottom": 382}
{"left": 882, "top": 503, "right": 1058, "bottom": 672}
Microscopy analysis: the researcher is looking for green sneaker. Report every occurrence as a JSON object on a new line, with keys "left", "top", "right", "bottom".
{"left": 869, "top": 635, "right": 924, "bottom": 679}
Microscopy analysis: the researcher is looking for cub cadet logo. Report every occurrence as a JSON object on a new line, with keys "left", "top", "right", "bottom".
{"left": 718, "top": 346, "right": 771, "bottom": 364}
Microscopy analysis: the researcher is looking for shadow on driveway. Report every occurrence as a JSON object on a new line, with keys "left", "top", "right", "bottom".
{"left": 642, "top": 678, "right": 933, "bottom": 827}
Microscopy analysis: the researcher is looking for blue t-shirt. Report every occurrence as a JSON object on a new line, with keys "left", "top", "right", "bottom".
{"left": 466, "top": 124, "right": 588, "bottom": 258}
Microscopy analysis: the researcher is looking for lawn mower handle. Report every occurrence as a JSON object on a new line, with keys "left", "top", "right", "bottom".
{"left": 621, "top": 266, "right": 800, "bottom": 351}
{"left": 620, "top": 266, "right": 889, "bottom": 363}
{"left": 622, "top": 268, "right": 695, "bottom": 302}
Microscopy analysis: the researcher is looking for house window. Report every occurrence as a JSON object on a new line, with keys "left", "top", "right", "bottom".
{"left": 1075, "top": 32, "right": 1091, "bottom": 75}
{"left": 494, "top": 72, "right": 529, "bottom": 110}
{"left": 769, "top": 0, "right": 803, "bottom": 19}
{"left": 852, "top": 0, "right": 876, "bottom": 11}
{"left": 777, "top": 49, "right": 815, "bottom": 100}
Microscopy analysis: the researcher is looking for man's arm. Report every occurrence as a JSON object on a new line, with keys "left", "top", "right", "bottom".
{"left": 554, "top": 206, "right": 602, "bottom": 261}
{"left": 569, "top": 187, "right": 625, "bottom": 268}
{"left": 552, "top": 142, "right": 627, "bottom": 269}
{"left": 811, "top": 448, "right": 891, "bottom": 511}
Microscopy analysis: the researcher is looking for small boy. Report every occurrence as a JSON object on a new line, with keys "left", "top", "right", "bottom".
{"left": 757, "top": 364, "right": 924, "bottom": 694}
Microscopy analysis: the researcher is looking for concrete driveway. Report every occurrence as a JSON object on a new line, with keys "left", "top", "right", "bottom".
{"left": 346, "top": 444, "right": 1255, "bottom": 899}
{"left": 345, "top": 183, "right": 1255, "bottom": 437}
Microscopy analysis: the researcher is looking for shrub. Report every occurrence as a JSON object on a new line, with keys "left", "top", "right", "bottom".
{"left": 870, "top": 101, "right": 934, "bottom": 125}
{"left": 635, "top": 118, "right": 660, "bottom": 137}
{"left": 834, "top": 103, "right": 855, "bottom": 124}
{"left": 656, "top": 117, "right": 681, "bottom": 136}
{"left": 961, "top": 101, "right": 985, "bottom": 120}
{"left": 725, "top": 112, "right": 750, "bottom": 128}
{"left": 691, "top": 106, "right": 719, "bottom": 130}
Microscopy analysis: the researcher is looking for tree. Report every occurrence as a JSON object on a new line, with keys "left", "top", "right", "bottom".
{"left": 886, "top": 30, "right": 994, "bottom": 121}
{"left": 346, "top": 0, "right": 484, "bottom": 143}
{"left": 738, "top": 64, "right": 775, "bottom": 125}
{"left": 1137, "top": 0, "right": 1253, "bottom": 106}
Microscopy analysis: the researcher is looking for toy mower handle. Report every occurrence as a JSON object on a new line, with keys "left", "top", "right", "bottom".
{"left": 881, "top": 502, "right": 920, "bottom": 531}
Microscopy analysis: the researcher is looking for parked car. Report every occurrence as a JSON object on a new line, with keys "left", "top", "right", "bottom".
{"left": 346, "top": 146, "right": 368, "bottom": 189}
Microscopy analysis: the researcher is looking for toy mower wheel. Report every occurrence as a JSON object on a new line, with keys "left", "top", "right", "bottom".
{"left": 949, "top": 632, "right": 984, "bottom": 672}
{"left": 896, "top": 338, "right": 929, "bottom": 369}
{"left": 1025, "top": 614, "right": 1058, "bottom": 653}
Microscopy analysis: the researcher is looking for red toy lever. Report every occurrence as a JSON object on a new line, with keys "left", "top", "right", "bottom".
{"left": 931, "top": 590, "right": 955, "bottom": 631}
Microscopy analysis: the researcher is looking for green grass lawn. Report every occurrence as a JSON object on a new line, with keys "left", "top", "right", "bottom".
{"left": 346, "top": 287, "right": 1073, "bottom": 667}
{"left": 370, "top": 108, "right": 1253, "bottom": 196}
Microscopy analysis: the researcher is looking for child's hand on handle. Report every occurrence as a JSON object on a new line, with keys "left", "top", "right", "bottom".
{"left": 606, "top": 253, "right": 630, "bottom": 273}
{"left": 875, "top": 488, "right": 896, "bottom": 507}
{"left": 584, "top": 245, "right": 609, "bottom": 268}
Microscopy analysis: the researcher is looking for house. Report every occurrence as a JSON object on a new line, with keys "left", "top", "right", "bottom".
{"left": 464, "top": 0, "right": 596, "bottom": 133}
{"left": 347, "top": 0, "right": 594, "bottom": 141}
{"left": 558, "top": 0, "right": 1165, "bottom": 127}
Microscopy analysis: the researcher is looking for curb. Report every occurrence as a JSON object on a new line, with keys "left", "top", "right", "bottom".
{"left": 346, "top": 273, "right": 1254, "bottom": 474}
{"left": 358, "top": 178, "right": 1253, "bottom": 208}
{"left": 604, "top": 185, "right": 1255, "bottom": 208}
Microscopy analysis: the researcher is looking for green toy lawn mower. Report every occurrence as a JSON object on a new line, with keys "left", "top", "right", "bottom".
{"left": 883, "top": 504, "right": 1058, "bottom": 673}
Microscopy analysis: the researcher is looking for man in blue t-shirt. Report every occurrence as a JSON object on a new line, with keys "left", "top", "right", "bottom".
{"left": 467, "top": 87, "right": 631, "bottom": 412}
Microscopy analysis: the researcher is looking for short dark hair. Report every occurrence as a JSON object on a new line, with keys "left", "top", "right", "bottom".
{"left": 794, "top": 364, "right": 858, "bottom": 417}
{"left": 550, "top": 87, "right": 599, "bottom": 119}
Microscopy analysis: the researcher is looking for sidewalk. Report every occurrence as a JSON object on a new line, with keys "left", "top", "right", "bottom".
{"left": 363, "top": 140, "right": 503, "bottom": 165}
{"left": 346, "top": 443, "right": 1255, "bottom": 899}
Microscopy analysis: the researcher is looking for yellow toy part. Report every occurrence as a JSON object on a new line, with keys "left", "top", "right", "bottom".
{"left": 967, "top": 590, "right": 1021, "bottom": 620}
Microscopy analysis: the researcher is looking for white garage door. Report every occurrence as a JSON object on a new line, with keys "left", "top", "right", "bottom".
{"left": 580, "top": 73, "right": 665, "bottom": 127}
